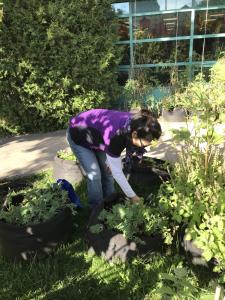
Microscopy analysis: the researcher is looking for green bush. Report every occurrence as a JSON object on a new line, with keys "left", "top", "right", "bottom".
{"left": 0, "top": 0, "right": 121, "bottom": 133}
{"left": 158, "top": 57, "right": 225, "bottom": 277}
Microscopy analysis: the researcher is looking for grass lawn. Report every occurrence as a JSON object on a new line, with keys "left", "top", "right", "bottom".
{"left": 0, "top": 171, "right": 218, "bottom": 300}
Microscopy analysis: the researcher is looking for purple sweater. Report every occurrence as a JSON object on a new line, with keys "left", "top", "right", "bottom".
{"left": 69, "top": 109, "right": 131, "bottom": 157}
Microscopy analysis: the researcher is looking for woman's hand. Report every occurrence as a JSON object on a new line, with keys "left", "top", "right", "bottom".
{"left": 130, "top": 195, "right": 140, "bottom": 204}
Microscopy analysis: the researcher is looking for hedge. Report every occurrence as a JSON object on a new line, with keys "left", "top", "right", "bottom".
{"left": 0, "top": 0, "right": 122, "bottom": 133}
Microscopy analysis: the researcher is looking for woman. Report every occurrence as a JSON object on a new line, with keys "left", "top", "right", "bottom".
{"left": 67, "top": 108, "right": 162, "bottom": 209}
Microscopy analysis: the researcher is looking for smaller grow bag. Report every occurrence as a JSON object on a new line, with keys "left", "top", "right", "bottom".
{"left": 0, "top": 193, "right": 73, "bottom": 261}
{"left": 86, "top": 193, "right": 165, "bottom": 262}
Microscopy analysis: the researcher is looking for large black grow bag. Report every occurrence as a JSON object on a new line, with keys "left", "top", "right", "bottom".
{"left": 0, "top": 193, "right": 73, "bottom": 261}
{"left": 123, "top": 156, "right": 170, "bottom": 185}
{"left": 177, "top": 226, "right": 218, "bottom": 268}
{"left": 86, "top": 193, "right": 165, "bottom": 262}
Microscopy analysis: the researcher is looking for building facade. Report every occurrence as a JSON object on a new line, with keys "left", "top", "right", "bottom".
{"left": 112, "top": 0, "right": 225, "bottom": 87}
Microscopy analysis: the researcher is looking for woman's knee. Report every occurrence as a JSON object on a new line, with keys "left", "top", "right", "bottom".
{"left": 86, "top": 170, "right": 102, "bottom": 182}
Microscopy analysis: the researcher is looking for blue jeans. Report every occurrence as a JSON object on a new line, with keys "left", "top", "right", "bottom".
{"left": 66, "top": 129, "right": 115, "bottom": 208}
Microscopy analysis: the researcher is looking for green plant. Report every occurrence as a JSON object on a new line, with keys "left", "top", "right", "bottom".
{"left": 0, "top": 170, "right": 217, "bottom": 299}
{"left": 0, "top": 183, "right": 76, "bottom": 226}
{"left": 57, "top": 149, "right": 76, "bottom": 161}
{"left": 90, "top": 198, "right": 165, "bottom": 244}
{"left": 0, "top": 0, "right": 121, "bottom": 133}
{"left": 157, "top": 56, "right": 225, "bottom": 277}
{"left": 156, "top": 266, "right": 199, "bottom": 300}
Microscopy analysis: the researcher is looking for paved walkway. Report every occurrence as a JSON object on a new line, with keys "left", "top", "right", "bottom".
{"left": 0, "top": 130, "right": 68, "bottom": 179}
{"left": 1, "top": 120, "right": 223, "bottom": 180}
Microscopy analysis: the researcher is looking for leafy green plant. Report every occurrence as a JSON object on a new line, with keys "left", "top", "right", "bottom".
{"left": 90, "top": 198, "right": 165, "bottom": 244}
{"left": 57, "top": 149, "right": 76, "bottom": 161}
{"left": 156, "top": 266, "right": 199, "bottom": 300}
{"left": 0, "top": 183, "right": 76, "bottom": 226}
{"left": 158, "top": 56, "right": 225, "bottom": 277}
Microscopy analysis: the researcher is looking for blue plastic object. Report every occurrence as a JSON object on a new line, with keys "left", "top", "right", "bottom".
{"left": 57, "top": 179, "right": 82, "bottom": 209}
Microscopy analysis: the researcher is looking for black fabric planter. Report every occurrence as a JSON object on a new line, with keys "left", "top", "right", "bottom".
{"left": 86, "top": 193, "right": 165, "bottom": 262}
{"left": 0, "top": 194, "right": 73, "bottom": 261}
{"left": 177, "top": 226, "right": 213, "bottom": 267}
{"left": 53, "top": 155, "right": 84, "bottom": 184}
{"left": 123, "top": 157, "right": 170, "bottom": 185}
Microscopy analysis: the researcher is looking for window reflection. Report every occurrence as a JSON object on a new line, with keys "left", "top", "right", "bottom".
{"left": 193, "top": 67, "right": 210, "bottom": 79}
{"left": 134, "top": 40, "right": 189, "bottom": 64}
{"left": 112, "top": 2, "right": 129, "bottom": 15}
{"left": 195, "top": 0, "right": 225, "bottom": 8}
{"left": 133, "top": 12, "right": 191, "bottom": 39}
{"left": 132, "top": 66, "right": 188, "bottom": 87}
{"left": 118, "top": 18, "right": 129, "bottom": 41}
{"left": 195, "top": 10, "right": 225, "bottom": 34}
{"left": 119, "top": 44, "right": 130, "bottom": 64}
{"left": 131, "top": 0, "right": 192, "bottom": 13}
{"left": 167, "top": 0, "right": 192, "bottom": 10}
{"left": 133, "top": 68, "right": 171, "bottom": 86}
{"left": 193, "top": 37, "right": 225, "bottom": 61}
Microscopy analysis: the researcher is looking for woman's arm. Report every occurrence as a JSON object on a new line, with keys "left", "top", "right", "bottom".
{"left": 106, "top": 154, "right": 136, "bottom": 198}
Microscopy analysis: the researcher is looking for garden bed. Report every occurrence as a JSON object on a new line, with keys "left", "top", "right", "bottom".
{"left": 0, "top": 180, "right": 75, "bottom": 261}
{"left": 86, "top": 192, "right": 165, "bottom": 262}
{"left": 86, "top": 157, "right": 170, "bottom": 262}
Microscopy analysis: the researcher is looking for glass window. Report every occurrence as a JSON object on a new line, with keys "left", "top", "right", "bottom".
{"left": 134, "top": 40, "right": 189, "bottom": 64}
{"left": 131, "top": 0, "right": 192, "bottom": 13}
{"left": 195, "top": 0, "right": 225, "bottom": 8}
{"left": 112, "top": 2, "right": 129, "bottom": 15}
{"left": 133, "top": 67, "right": 171, "bottom": 85}
{"left": 193, "top": 66, "right": 211, "bottom": 79}
{"left": 195, "top": 9, "right": 225, "bottom": 34}
{"left": 117, "top": 18, "right": 130, "bottom": 41}
{"left": 117, "top": 71, "right": 129, "bottom": 85}
{"left": 132, "top": 66, "right": 189, "bottom": 88}
{"left": 133, "top": 12, "right": 191, "bottom": 39}
{"left": 192, "top": 37, "right": 225, "bottom": 61}
{"left": 119, "top": 44, "right": 130, "bottom": 65}
{"left": 166, "top": 0, "right": 193, "bottom": 10}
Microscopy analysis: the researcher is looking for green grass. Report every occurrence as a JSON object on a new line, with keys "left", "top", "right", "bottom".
{"left": 0, "top": 171, "right": 218, "bottom": 300}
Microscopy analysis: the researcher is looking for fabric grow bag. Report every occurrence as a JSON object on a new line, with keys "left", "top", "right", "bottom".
{"left": 0, "top": 194, "right": 73, "bottom": 261}
{"left": 123, "top": 157, "right": 170, "bottom": 185}
{"left": 177, "top": 226, "right": 216, "bottom": 268}
{"left": 86, "top": 193, "right": 165, "bottom": 262}
{"left": 53, "top": 155, "right": 84, "bottom": 184}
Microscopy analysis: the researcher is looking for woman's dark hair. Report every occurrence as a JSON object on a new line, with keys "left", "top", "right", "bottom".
{"left": 130, "top": 109, "right": 162, "bottom": 142}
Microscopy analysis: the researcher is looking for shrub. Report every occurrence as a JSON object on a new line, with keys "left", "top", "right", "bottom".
{"left": 0, "top": 0, "right": 121, "bottom": 133}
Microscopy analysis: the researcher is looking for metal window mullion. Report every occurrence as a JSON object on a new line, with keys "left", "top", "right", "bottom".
{"left": 132, "top": 36, "right": 191, "bottom": 43}
{"left": 194, "top": 5, "right": 225, "bottom": 11}
{"left": 189, "top": 9, "right": 195, "bottom": 81}
{"left": 193, "top": 33, "right": 225, "bottom": 39}
{"left": 118, "top": 60, "right": 216, "bottom": 70}
{"left": 129, "top": 1, "right": 133, "bottom": 78}
{"left": 116, "top": 33, "right": 225, "bottom": 45}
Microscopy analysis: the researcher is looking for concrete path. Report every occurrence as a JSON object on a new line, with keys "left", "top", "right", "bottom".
{"left": 2, "top": 119, "right": 223, "bottom": 180}
{"left": 0, "top": 130, "right": 68, "bottom": 179}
